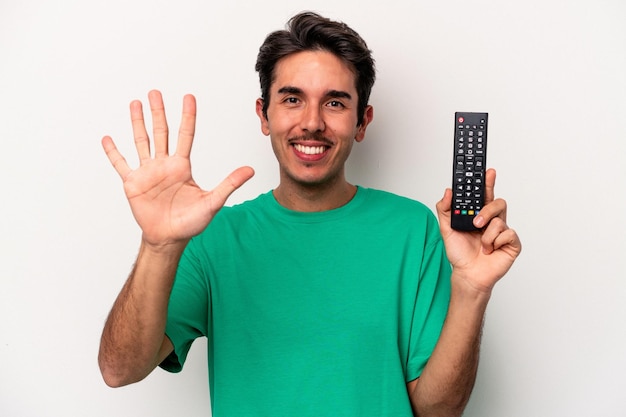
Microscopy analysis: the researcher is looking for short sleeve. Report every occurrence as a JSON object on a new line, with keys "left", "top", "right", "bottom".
{"left": 159, "top": 239, "right": 211, "bottom": 373}
{"left": 405, "top": 236, "right": 452, "bottom": 381}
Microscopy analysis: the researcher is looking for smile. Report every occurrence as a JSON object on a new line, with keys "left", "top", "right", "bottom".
{"left": 293, "top": 144, "right": 328, "bottom": 155}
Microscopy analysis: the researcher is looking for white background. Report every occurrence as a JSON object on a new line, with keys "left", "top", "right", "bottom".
{"left": 1, "top": 1, "right": 625, "bottom": 416}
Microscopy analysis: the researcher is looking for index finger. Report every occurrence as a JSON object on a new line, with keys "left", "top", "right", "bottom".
{"left": 175, "top": 94, "right": 197, "bottom": 158}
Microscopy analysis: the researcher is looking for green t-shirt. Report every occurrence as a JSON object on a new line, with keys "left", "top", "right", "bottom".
{"left": 161, "top": 187, "right": 451, "bottom": 416}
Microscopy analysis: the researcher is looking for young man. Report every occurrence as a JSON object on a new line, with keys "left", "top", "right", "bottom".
{"left": 99, "top": 12, "right": 521, "bottom": 417}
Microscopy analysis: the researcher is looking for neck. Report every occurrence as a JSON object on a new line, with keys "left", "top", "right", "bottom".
{"left": 273, "top": 179, "right": 357, "bottom": 212}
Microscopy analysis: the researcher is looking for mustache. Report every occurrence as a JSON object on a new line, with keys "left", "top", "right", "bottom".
{"left": 288, "top": 131, "right": 332, "bottom": 144}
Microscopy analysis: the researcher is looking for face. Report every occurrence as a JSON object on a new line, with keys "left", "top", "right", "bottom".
{"left": 256, "top": 50, "right": 373, "bottom": 190}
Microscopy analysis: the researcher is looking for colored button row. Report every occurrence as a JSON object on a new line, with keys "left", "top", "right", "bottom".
{"left": 454, "top": 209, "right": 480, "bottom": 216}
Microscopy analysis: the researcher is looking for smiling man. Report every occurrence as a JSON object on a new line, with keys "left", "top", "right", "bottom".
{"left": 98, "top": 12, "right": 521, "bottom": 417}
{"left": 257, "top": 48, "right": 373, "bottom": 211}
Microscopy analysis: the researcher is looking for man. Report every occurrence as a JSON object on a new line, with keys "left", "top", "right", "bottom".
{"left": 99, "top": 12, "right": 521, "bottom": 417}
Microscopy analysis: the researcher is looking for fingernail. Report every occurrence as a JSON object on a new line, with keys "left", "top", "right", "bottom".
{"left": 474, "top": 216, "right": 484, "bottom": 228}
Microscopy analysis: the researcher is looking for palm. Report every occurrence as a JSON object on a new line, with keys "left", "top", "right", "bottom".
{"left": 102, "top": 91, "right": 254, "bottom": 247}
{"left": 123, "top": 155, "right": 206, "bottom": 244}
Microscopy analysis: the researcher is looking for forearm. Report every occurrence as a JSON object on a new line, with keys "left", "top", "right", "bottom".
{"left": 98, "top": 240, "right": 186, "bottom": 387}
{"left": 408, "top": 274, "right": 490, "bottom": 417}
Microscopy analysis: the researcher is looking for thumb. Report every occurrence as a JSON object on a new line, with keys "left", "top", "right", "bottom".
{"left": 211, "top": 166, "right": 255, "bottom": 206}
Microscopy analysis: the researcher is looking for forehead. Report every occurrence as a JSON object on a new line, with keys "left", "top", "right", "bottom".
{"left": 271, "top": 50, "right": 357, "bottom": 94}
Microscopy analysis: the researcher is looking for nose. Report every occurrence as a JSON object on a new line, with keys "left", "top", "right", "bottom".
{"left": 300, "top": 104, "right": 325, "bottom": 132}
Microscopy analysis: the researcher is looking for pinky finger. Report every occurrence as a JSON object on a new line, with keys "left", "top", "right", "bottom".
{"left": 102, "top": 136, "right": 132, "bottom": 180}
{"left": 493, "top": 228, "right": 522, "bottom": 256}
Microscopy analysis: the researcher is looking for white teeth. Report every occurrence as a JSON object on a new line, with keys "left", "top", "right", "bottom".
{"left": 294, "top": 144, "right": 326, "bottom": 155}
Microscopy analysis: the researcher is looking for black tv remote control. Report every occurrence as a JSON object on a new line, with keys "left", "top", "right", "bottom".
{"left": 451, "top": 112, "right": 488, "bottom": 231}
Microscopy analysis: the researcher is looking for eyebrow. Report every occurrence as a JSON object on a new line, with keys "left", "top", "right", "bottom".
{"left": 277, "top": 86, "right": 303, "bottom": 95}
{"left": 277, "top": 86, "right": 353, "bottom": 101}
{"left": 327, "top": 90, "right": 353, "bottom": 100}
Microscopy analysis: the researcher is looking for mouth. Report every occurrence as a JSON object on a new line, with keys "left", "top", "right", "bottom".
{"left": 293, "top": 143, "right": 329, "bottom": 155}
{"left": 289, "top": 133, "right": 333, "bottom": 161}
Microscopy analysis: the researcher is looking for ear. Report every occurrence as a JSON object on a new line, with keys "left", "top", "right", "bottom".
{"left": 355, "top": 105, "right": 374, "bottom": 143}
{"left": 255, "top": 98, "right": 270, "bottom": 136}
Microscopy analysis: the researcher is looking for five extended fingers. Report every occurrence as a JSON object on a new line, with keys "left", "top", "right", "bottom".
{"left": 105, "top": 92, "right": 519, "bottom": 260}
{"left": 103, "top": 90, "right": 254, "bottom": 204}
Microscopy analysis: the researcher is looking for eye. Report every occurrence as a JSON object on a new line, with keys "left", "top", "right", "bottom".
{"left": 284, "top": 96, "right": 300, "bottom": 105}
{"left": 327, "top": 100, "right": 345, "bottom": 108}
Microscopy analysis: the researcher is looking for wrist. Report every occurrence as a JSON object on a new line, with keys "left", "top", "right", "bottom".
{"left": 450, "top": 270, "right": 493, "bottom": 305}
{"left": 136, "top": 238, "right": 189, "bottom": 281}
{"left": 444, "top": 272, "right": 491, "bottom": 340}
{"left": 132, "top": 239, "right": 188, "bottom": 292}
{"left": 140, "top": 236, "right": 189, "bottom": 257}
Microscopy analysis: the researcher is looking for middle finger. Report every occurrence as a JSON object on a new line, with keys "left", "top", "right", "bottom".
{"left": 148, "top": 90, "right": 169, "bottom": 157}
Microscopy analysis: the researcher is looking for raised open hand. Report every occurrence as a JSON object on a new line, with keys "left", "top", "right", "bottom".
{"left": 436, "top": 169, "right": 521, "bottom": 293}
{"left": 102, "top": 90, "right": 254, "bottom": 248}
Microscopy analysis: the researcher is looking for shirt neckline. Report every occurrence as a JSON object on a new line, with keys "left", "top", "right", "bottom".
{"left": 263, "top": 185, "right": 369, "bottom": 223}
